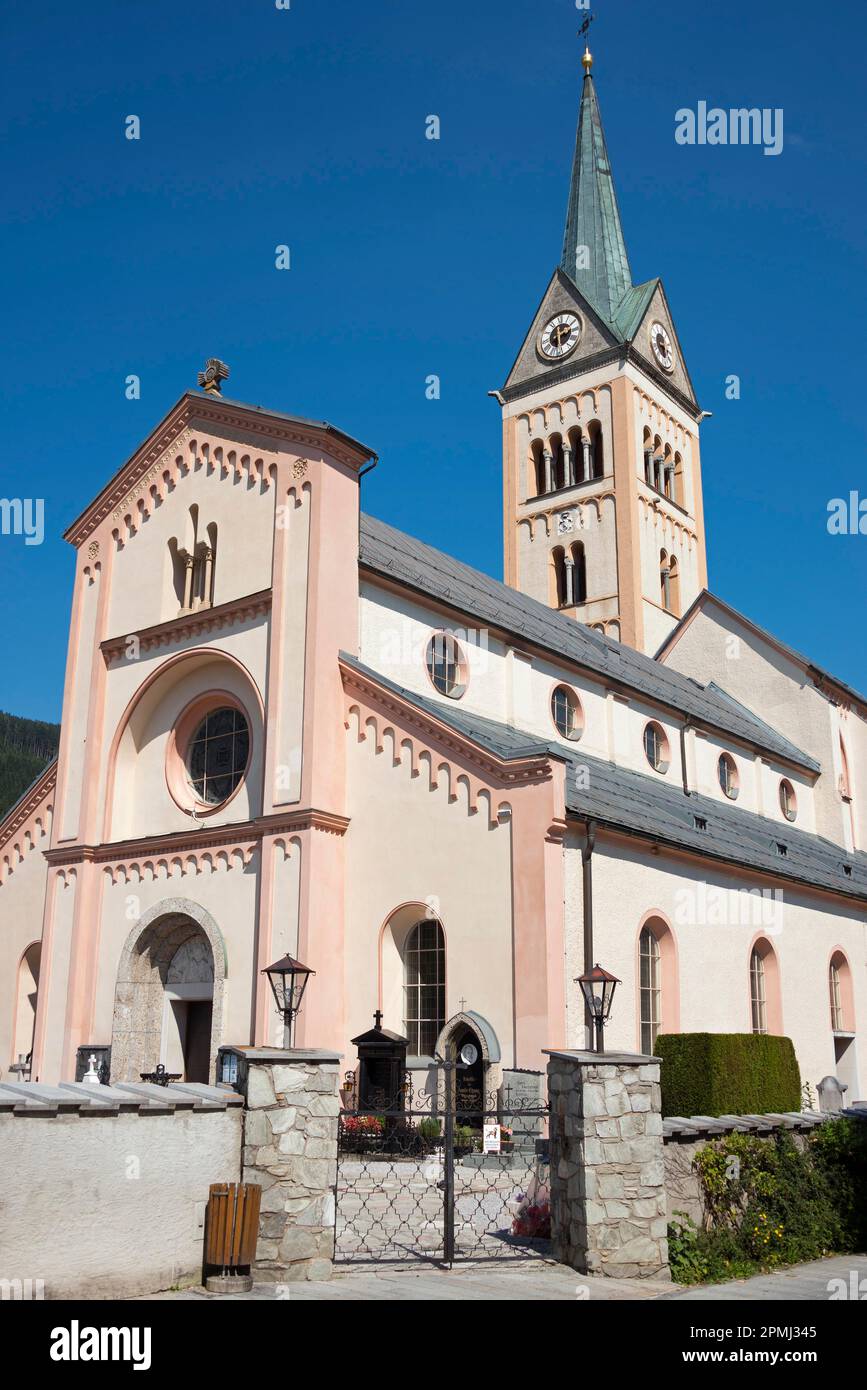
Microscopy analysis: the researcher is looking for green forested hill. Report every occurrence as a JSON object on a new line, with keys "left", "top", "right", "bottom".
{"left": 0, "top": 712, "right": 60, "bottom": 819}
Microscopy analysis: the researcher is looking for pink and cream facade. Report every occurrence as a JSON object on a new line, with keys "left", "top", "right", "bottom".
{"left": 1, "top": 63, "right": 866, "bottom": 1100}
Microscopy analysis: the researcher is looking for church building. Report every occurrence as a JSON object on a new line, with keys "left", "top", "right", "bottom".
{"left": 1, "top": 50, "right": 865, "bottom": 1104}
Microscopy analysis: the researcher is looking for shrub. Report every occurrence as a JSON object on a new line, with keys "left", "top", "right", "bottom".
{"left": 416, "top": 1117, "right": 441, "bottom": 1142}
{"left": 656, "top": 1033, "right": 800, "bottom": 1118}
{"left": 667, "top": 1119, "right": 867, "bottom": 1285}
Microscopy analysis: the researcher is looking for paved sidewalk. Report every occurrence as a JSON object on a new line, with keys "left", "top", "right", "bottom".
{"left": 144, "top": 1252, "right": 867, "bottom": 1302}
{"left": 664, "top": 1253, "right": 867, "bottom": 1301}
{"left": 147, "top": 1257, "right": 668, "bottom": 1301}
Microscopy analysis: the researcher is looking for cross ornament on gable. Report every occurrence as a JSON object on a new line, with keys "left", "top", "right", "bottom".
{"left": 373, "top": 1009, "right": 383, "bottom": 1030}
{"left": 458, "top": 996, "right": 468, "bottom": 1013}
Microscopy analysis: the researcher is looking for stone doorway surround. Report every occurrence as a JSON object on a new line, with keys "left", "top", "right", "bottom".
{"left": 111, "top": 899, "right": 227, "bottom": 1082}
{"left": 434, "top": 1010, "right": 503, "bottom": 1099}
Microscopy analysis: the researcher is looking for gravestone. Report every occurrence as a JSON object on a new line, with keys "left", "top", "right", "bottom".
{"left": 500, "top": 1068, "right": 544, "bottom": 1153}
{"left": 817, "top": 1074, "right": 847, "bottom": 1113}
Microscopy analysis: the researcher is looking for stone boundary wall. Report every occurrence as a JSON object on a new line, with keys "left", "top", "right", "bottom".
{"left": 230, "top": 1048, "right": 341, "bottom": 1283}
{"left": 662, "top": 1108, "right": 860, "bottom": 1227}
{"left": 546, "top": 1050, "right": 669, "bottom": 1280}
{"left": 0, "top": 1081, "right": 243, "bottom": 1299}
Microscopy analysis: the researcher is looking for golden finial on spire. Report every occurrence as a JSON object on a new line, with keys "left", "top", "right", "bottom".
{"left": 578, "top": 12, "right": 595, "bottom": 74}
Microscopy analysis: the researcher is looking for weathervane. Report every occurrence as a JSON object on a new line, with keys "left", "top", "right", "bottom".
{"left": 578, "top": 11, "right": 595, "bottom": 73}
{"left": 197, "top": 358, "right": 230, "bottom": 395}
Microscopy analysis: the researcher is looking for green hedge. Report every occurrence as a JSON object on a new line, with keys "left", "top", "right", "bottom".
{"left": 656, "top": 1033, "right": 801, "bottom": 1118}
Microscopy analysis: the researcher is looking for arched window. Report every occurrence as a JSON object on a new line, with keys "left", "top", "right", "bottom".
{"left": 425, "top": 632, "right": 467, "bottom": 698}
{"left": 662, "top": 446, "right": 674, "bottom": 498}
{"left": 571, "top": 540, "right": 587, "bottom": 604}
{"left": 551, "top": 546, "right": 566, "bottom": 607}
{"left": 637, "top": 915, "right": 679, "bottom": 1052}
{"left": 550, "top": 434, "right": 565, "bottom": 491}
{"left": 840, "top": 739, "right": 856, "bottom": 844}
{"left": 673, "top": 451, "right": 685, "bottom": 507}
{"left": 639, "top": 927, "right": 661, "bottom": 1054}
{"left": 750, "top": 949, "right": 767, "bottom": 1033}
{"left": 829, "top": 950, "right": 854, "bottom": 1033}
{"left": 590, "top": 423, "right": 604, "bottom": 479}
{"left": 660, "top": 550, "right": 670, "bottom": 610}
{"left": 643, "top": 428, "right": 654, "bottom": 486}
{"left": 667, "top": 557, "right": 681, "bottom": 616}
{"left": 749, "top": 938, "right": 782, "bottom": 1035}
{"left": 718, "top": 752, "right": 739, "bottom": 799}
{"left": 531, "top": 440, "right": 546, "bottom": 497}
{"left": 829, "top": 960, "right": 843, "bottom": 1032}
{"left": 652, "top": 435, "right": 664, "bottom": 491}
{"left": 660, "top": 552, "right": 680, "bottom": 615}
{"left": 170, "top": 510, "right": 217, "bottom": 613}
{"left": 404, "top": 919, "right": 445, "bottom": 1056}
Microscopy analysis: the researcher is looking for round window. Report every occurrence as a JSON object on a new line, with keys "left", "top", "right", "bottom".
{"left": 186, "top": 706, "right": 250, "bottom": 805}
{"left": 779, "top": 778, "right": 797, "bottom": 823}
{"left": 425, "top": 632, "right": 467, "bottom": 698}
{"left": 643, "top": 721, "right": 670, "bottom": 774}
{"left": 551, "top": 685, "right": 583, "bottom": 741}
{"left": 718, "top": 752, "right": 739, "bottom": 800}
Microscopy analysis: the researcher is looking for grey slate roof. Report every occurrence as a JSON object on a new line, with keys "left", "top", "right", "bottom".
{"left": 341, "top": 655, "right": 867, "bottom": 903}
{"left": 358, "top": 514, "right": 820, "bottom": 775}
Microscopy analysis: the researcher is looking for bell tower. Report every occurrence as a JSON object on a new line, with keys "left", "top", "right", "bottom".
{"left": 495, "top": 44, "right": 708, "bottom": 656}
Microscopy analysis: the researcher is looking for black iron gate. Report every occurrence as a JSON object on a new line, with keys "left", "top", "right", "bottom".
{"left": 335, "top": 1062, "right": 550, "bottom": 1265}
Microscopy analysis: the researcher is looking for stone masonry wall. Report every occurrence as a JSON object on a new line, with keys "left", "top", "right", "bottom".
{"left": 237, "top": 1049, "right": 340, "bottom": 1283}
{"left": 546, "top": 1050, "right": 669, "bottom": 1279}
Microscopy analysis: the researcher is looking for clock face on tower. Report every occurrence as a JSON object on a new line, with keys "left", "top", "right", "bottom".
{"left": 650, "top": 320, "right": 675, "bottom": 373}
{"left": 539, "top": 312, "right": 582, "bottom": 360}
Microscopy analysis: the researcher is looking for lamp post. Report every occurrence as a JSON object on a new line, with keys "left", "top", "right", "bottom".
{"left": 577, "top": 963, "right": 620, "bottom": 1054}
{"left": 262, "top": 955, "right": 315, "bottom": 1048}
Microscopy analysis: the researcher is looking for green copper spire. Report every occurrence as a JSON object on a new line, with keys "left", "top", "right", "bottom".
{"left": 561, "top": 62, "right": 633, "bottom": 324}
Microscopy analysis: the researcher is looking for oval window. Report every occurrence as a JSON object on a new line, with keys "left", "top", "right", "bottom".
{"left": 425, "top": 632, "right": 467, "bottom": 698}
{"left": 187, "top": 706, "right": 250, "bottom": 805}
{"left": 779, "top": 778, "right": 797, "bottom": 823}
{"left": 551, "top": 685, "right": 583, "bottom": 741}
{"left": 643, "top": 721, "right": 670, "bottom": 774}
{"left": 718, "top": 752, "right": 739, "bottom": 800}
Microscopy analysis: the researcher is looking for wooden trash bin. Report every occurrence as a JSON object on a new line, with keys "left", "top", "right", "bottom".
{"left": 204, "top": 1182, "right": 261, "bottom": 1293}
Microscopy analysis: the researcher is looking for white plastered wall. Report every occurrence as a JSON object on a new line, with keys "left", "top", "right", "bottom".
{"left": 661, "top": 607, "right": 846, "bottom": 846}
{"left": 564, "top": 830, "right": 867, "bottom": 1098}
{"left": 343, "top": 714, "right": 515, "bottom": 1067}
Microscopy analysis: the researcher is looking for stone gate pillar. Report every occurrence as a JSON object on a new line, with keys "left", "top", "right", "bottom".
{"left": 224, "top": 1046, "right": 341, "bottom": 1283}
{"left": 545, "top": 1050, "right": 669, "bottom": 1280}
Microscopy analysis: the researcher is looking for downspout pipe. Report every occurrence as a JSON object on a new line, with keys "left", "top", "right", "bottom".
{"left": 680, "top": 718, "right": 692, "bottom": 797}
{"left": 581, "top": 818, "right": 597, "bottom": 1050}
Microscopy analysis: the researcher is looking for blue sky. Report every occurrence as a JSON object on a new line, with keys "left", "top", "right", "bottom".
{"left": 1, "top": 0, "right": 866, "bottom": 722}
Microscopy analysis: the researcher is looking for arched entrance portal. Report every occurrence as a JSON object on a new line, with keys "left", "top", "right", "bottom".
{"left": 111, "top": 903, "right": 226, "bottom": 1083}
{"left": 435, "top": 1011, "right": 502, "bottom": 1129}
{"left": 13, "top": 942, "right": 41, "bottom": 1066}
